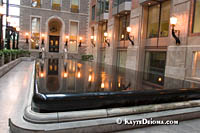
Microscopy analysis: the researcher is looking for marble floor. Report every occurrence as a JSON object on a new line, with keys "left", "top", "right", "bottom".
{"left": 0, "top": 61, "right": 200, "bottom": 133}
{"left": 0, "top": 61, "right": 34, "bottom": 133}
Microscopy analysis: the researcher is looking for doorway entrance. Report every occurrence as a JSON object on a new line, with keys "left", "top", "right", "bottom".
{"left": 49, "top": 36, "right": 59, "bottom": 53}
{"left": 48, "top": 17, "right": 63, "bottom": 53}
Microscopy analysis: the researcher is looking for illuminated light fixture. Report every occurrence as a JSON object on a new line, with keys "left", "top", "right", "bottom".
{"left": 41, "top": 34, "right": 45, "bottom": 45}
{"left": 121, "top": 34, "right": 124, "bottom": 39}
{"left": 65, "top": 35, "right": 69, "bottom": 47}
{"left": 170, "top": 17, "right": 180, "bottom": 45}
{"left": 16, "top": 27, "right": 20, "bottom": 32}
{"left": 25, "top": 32, "right": 29, "bottom": 44}
{"left": 104, "top": 32, "right": 110, "bottom": 47}
{"left": 40, "top": 72, "right": 44, "bottom": 78}
{"left": 91, "top": 35, "right": 95, "bottom": 47}
{"left": 118, "top": 82, "right": 121, "bottom": 88}
{"left": 88, "top": 74, "right": 92, "bottom": 82}
{"left": 101, "top": 82, "right": 105, "bottom": 89}
{"left": 77, "top": 72, "right": 81, "bottom": 78}
{"left": 64, "top": 72, "right": 68, "bottom": 78}
{"left": 79, "top": 37, "right": 82, "bottom": 47}
{"left": 158, "top": 77, "right": 162, "bottom": 83}
{"left": 126, "top": 26, "right": 134, "bottom": 45}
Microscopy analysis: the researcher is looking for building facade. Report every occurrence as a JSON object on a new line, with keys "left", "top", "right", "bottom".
{"left": 20, "top": 0, "right": 89, "bottom": 56}
{"left": 88, "top": 0, "right": 200, "bottom": 84}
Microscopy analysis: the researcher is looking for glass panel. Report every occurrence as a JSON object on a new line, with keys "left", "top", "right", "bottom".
{"left": 52, "top": 0, "right": 61, "bottom": 10}
{"left": 160, "top": 1, "right": 170, "bottom": 37}
{"left": 147, "top": 4, "right": 160, "bottom": 38}
{"left": 104, "top": 0, "right": 109, "bottom": 13}
{"left": 112, "top": 0, "right": 118, "bottom": 8}
{"left": 31, "top": 17, "right": 40, "bottom": 49}
{"left": 192, "top": 51, "right": 200, "bottom": 77}
{"left": 69, "top": 21, "right": 78, "bottom": 53}
{"left": 92, "top": 5, "right": 95, "bottom": 20}
{"left": 96, "top": 0, "right": 101, "bottom": 16}
{"left": 144, "top": 51, "right": 166, "bottom": 85}
{"left": 193, "top": 0, "right": 200, "bottom": 33}
{"left": 32, "top": 0, "right": 41, "bottom": 8}
{"left": 119, "top": 15, "right": 130, "bottom": 41}
{"left": 101, "top": 22, "right": 107, "bottom": 47}
{"left": 71, "top": 0, "right": 79, "bottom": 13}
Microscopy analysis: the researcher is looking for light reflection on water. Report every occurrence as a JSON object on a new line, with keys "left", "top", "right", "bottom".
{"left": 35, "top": 58, "right": 200, "bottom": 94}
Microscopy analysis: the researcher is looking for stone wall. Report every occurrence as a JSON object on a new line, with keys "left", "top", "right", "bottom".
{"left": 20, "top": 0, "right": 89, "bottom": 54}
{"left": 87, "top": 0, "right": 200, "bottom": 81}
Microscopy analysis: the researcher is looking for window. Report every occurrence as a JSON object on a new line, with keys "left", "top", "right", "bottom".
{"left": 92, "top": 5, "right": 96, "bottom": 21}
{"left": 119, "top": 14, "right": 130, "bottom": 41}
{"left": 113, "top": 0, "right": 131, "bottom": 7}
{"left": 52, "top": 0, "right": 61, "bottom": 10}
{"left": 144, "top": 51, "right": 166, "bottom": 85}
{"left": 69, "top": 21, "right": 78, "bottom": 53}
{"left": 91, "top": 27, "right": 94, "bottom": 37}
{"left": 71, "top": 0, "right": 79, "bottom": 13}
{"left": 32, "top": 0, "right": 40, "bottom": 8}
{"left": 193, "top": 0, "right": 200, "bottom": 33}
{"left": 97, "top": 0, "right": 109, "bottom": 15}
{"left": 112, "top": 0, "right": 118, "bottom": 8}
{"left": 101, "top": 22, "right": 107, "bottom": 47}
{"left": 31, "top": 17, "right": 40, "bottom": 49}
{"left": 147, "top": 1, "right": 170, "bottom": 38}
{"left": 192, "top": 51, "right": 200, "bottom": 77}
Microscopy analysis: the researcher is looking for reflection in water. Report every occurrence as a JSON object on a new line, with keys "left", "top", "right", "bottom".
{"left": 35, "top": 58, "right": 200, "bottom": 94}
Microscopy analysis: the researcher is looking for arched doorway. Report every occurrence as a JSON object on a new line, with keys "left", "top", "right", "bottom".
{"left": 48, "top": 18, "right": 62, "bottom": 53}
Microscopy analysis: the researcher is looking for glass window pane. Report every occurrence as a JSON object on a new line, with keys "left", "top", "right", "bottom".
{"left": 52, "top": 0, "right": 61, "bottom": 10}
{"left": 112, "top": 0, "right": 118, "bottom": 8}
{"left": 119, "top": 15, "right": 130, "bottom": 41}
{"left": 193, "top": 0, "right": 200, "bottom": 33}
{"left": 147, "top": 4, "right": 160, "bottom": 38}
{"left": 160, "top": 1, "right": 170, "bottom": 37}
{"left": 144, "top": 51, "right": 166, "bottom": 85}
{"left": 105, "top": 0, "right": 109, "bottom": 12}
{"left": 192, "top": 51, "right": 200, "bottom": 77}
{"left": 92, "top": 5, "right": 95, "bottom": 20}
{"left": 70, "top": 22, "right": 78, "bottom": 41}
{"left": 69, "top": 21, "right": 78, "bottom": 53}
{"left": 71, "top": 0, "right": 79, "bottom": 13}
{"left": 31, "top": 17, "right": 40, "bottom": 49}
{"left": 32, "top": 0, "right": 41, "bottom": 8}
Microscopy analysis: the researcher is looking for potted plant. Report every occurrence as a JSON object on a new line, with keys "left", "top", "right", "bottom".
{"left": 11, "top": 50, "right": 17, "bottom": 60}
{"left": 0, "top": 50, "right": 3, "bottom": 67}
{"left": 2, "top": 49, "right": 11, "bottom": 64}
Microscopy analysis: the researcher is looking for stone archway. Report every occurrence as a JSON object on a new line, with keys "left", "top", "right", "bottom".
{"left": 48, "top": 18, "right": 62, "bottom": 53}
{"left": 45, "top": 16, "right": 65, "bottom": 53}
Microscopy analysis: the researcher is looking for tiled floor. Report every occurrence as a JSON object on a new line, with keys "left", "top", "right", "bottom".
{"left": 0, "top": 61, "right": 34, "bottom": 133}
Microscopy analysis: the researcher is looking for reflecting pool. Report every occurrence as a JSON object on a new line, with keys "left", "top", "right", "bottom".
{"left": 32, "top": 58, "right": 200, "bottom": 113}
